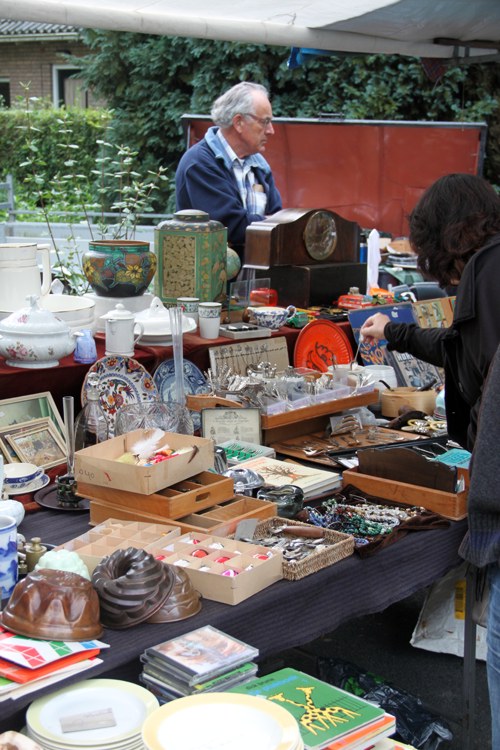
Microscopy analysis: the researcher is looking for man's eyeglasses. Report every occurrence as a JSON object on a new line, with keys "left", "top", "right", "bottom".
{"left": 244, "top": 113, "right": 273, "bottom": 128}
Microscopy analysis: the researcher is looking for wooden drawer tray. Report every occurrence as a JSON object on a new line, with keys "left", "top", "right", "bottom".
{"left": 77, "top": 471, "right": 234, "bottom": 519}
{"left": 89, "top": 495, "right": 277, "bottom": 536}
{"left": 342, "top": 468, "right": 467, "bottom": 521}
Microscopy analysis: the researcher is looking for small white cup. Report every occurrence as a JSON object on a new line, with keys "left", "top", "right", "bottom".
{"left": 177, "top": 297, "right": 200, "bottom": 325}
{"left": 198, "top": 302, "right": 222, "bottom": 339}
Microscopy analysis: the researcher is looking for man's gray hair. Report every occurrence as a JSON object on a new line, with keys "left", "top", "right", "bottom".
{"left": 211, "top": 82, "right": 269, "bottom": 128}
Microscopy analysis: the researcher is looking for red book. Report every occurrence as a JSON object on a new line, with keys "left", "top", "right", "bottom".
{"left": 0, "top": 648, "right": 101, "bottom": 683}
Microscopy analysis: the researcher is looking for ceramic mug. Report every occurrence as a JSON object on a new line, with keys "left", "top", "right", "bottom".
{"left": 0, "top": 514, "right": 18, "bottom": 604}
{"left": 177, "top": 297, "right": 200, "bottom": 325}
{"left": 249, "top": 305, "right": 296, "bottom": 330}
{"left": 198, "top": 302, "right": 222, "bottom": 339}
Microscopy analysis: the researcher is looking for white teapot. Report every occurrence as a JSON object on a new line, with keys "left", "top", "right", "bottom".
{"left": 0, "top": 296, "right": 78, "bottom": 368}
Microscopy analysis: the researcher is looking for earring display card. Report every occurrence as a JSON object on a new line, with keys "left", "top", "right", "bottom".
{"left": 208, "top": 336, "right": 289, "bottom": 376}
{"left": 201, "top": 408, "right": 262, "bottom": 445}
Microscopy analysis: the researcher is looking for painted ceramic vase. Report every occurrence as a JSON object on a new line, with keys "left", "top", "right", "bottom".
{"left": 82, "top": 240, "right": 157, "bottom": 298}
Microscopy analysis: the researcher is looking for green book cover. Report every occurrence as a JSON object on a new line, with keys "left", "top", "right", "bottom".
{"left": 230, "top": 667, "right": 385, "bottom": 750}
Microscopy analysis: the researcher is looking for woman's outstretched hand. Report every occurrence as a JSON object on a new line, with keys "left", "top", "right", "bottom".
{"left": 359, "top": 313, "right": 391, "bottom": 344}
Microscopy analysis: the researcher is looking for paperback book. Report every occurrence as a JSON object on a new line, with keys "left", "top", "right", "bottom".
{"left": 237, "top": 456, "right": 341, "bottom": 499}
{"left": 0, "top": 648, "right": 101, "bottom": 684}
{"left": 348, "top": 303, "right": 444, "bottom": 389}
{"left": 230, "top": 667, "right": 387, "bottom": 750}
{"left": 0, "top": 627, "right": 109, "bottom": 670}
{"left": 144, "top": 626, "right": 258, "bottom": 687}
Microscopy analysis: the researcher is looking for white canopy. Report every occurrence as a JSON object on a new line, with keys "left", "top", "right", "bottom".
{"left": 0, "top": 0, "right": 499, "bottom": 61}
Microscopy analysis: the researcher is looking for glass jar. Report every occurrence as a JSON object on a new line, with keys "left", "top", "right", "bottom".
{"left": 74, "top": 373, "right": 109, "bottom": 450}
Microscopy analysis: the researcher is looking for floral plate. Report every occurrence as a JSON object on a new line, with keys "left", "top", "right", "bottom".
{"left": 81, "top": 355, "right": 159, "bottom": 436}
{"left": 153, "top": 359, "right": 208, "bottom": 431}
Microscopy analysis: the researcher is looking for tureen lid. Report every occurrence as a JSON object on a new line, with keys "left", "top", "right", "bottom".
{"left": 134, "top": 297, "right": 195, "bottom": 336}
{"left": 0, "top": 295, "right": 72, "bottom": 335}
{"left": 135, "top": 297, "right": 170, "bottom": 323}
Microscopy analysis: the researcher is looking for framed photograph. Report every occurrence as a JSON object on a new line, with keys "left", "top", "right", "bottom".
{"left": 0, "top": 391, "right": 65, "bottom": 438}
{"left": 7, "top": 422, "right": 66, "bottom": 470}
{"left": 0, "top": 418, "right": 54, "bottom": 464}
{"left": 201, "top": 407, "right": 261, "bottom": 445}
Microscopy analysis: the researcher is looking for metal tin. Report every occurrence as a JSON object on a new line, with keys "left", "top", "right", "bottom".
{"left": 154, "top": 209, "right": 227, "bottom": 305}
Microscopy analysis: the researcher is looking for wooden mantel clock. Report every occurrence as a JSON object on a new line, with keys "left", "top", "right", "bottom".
{"left": 243, "top": 208, "right": 365, "bottom": 307}
{"left": 243, "top": 208, "right": 360, "bottom": 268}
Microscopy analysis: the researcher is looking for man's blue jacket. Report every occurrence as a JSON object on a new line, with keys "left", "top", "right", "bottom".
{"left": 175, "top": 126, "right": 282, "bottom": 259}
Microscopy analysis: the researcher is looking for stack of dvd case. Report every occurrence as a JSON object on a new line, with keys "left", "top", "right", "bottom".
{"left": 139, "top": 625, "right": 259, "bottom": 703}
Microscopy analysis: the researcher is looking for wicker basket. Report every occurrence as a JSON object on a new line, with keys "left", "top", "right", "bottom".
{"left": 254, "top": 517, "right": 354, "bottom": 581}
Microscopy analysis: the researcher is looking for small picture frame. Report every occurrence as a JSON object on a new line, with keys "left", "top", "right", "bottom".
{"left": 201, "top": 407, "right": 262, "bottom": 445}
{"left": 0, "top": 391, "right": 65, "bottom": 438}
{"left": 6, "top": 422, "right": 66, "bottom": 470}
{"left": 0, "top": 417, "right": 54, "bottom": 464}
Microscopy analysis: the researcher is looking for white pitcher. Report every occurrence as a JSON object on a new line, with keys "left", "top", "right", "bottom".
{"left": 101, "top": 303, "right": 144, "bottom": 356}
{"left": 0, "top": 243, "right": 52, "bottom": 312}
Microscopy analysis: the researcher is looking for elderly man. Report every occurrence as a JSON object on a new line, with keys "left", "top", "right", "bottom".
{"left": 175, "top": 81, "right": 282, "bottom": 260}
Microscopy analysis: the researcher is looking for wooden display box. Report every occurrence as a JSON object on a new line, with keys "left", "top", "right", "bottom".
{"left": 89, "top": 494, "right": 277, "bottom": 535}
{"left": 56, "top": 519, "right": 181, "bottom": 574}
{"left": 148, "top": 531, "right": 283, "bottom": 604}
{"left": 77, "top": 471, "right": 234, "bottom": 520}
{"left": 342, "top": 468, "right": 467, "bottom": 521}
{"left": 260, "top": 391, "right": 379, "bottom": 445}
{"left": 74, "top": 430, "right": 214, "bottom": 495}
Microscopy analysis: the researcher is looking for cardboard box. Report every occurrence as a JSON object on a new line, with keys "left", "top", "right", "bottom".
{"left": 89, "top": 494, "right": 277, "bottom": 536}
{"left": 56, "top": 519, "right": 181, "bottom": 574}
{"left": 74, "top": 430, "right": 214, "bottom": 495}
{"left": 77, "top": 471, "right": 234, "bottom": 520}
{"left": 147, "top": 532, "right": 283, "bottom": 604}
{"left": 342, "top": 468, "right": 467, "bottom": 521}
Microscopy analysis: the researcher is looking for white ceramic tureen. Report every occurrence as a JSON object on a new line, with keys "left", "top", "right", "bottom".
{"left": 0, "top": 295, "right": 78, "bottom": 368}
{"left": 134, "top": 296, "right": 196, "bottom": 342}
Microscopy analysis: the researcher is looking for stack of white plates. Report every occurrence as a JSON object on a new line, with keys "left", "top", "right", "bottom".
{"left": 26, "top": 679, "right": 159, "bottom": 750}
{"left": 142, "top": 693, "right": 303, "bottom": 750}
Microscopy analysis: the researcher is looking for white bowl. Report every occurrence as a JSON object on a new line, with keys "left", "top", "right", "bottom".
{"left": 40, "top": 294, "right": 95, "bottom": 333}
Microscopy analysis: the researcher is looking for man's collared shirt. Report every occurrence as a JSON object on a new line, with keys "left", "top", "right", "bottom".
{"left": 216, "top": 130, "right": 267, "bottom": 216}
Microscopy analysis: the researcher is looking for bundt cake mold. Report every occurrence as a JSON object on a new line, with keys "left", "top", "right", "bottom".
{"left": 91, "top": 547, "right": 174, "bottom": 629}
{"left": 147, "top": 565, "right": 202, "bottom": 623}
{"left": 0, "top": 568, "right": 102, "bottom": 640}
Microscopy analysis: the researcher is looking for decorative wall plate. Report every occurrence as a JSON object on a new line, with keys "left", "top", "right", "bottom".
{"left": 153, "top": 359, "right": 208, "bottom": 431}
{"left": 81, "top": 356, "right": 158, "bottom": 436}
{"left": 294, "top": 320, "right": 353, "bottom": 371}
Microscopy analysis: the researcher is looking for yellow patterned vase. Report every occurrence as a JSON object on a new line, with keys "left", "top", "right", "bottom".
{"left": 82, "top": 240, "right": 157, "bottom": 297}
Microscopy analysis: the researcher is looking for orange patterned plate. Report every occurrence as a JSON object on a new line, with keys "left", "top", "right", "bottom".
{"left": 293, "top": 319, "right": 353, "bottom": 371}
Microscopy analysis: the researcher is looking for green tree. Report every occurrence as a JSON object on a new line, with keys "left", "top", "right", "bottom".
{"left": 66, "top": 33, "right": 500, "bottom": 199}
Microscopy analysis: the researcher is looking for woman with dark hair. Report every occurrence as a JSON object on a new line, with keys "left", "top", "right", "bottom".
{"left": 360, "top": 173, "right": 500, "bottom": 450}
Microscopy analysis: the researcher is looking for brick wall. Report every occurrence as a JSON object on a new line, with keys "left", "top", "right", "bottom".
{"left": 0, "top": 39, "right": 99, "bottom": 105}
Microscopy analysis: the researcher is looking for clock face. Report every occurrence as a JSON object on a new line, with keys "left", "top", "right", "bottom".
{"left": 303, "top": 210, "right": 337, "bottom": 261}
